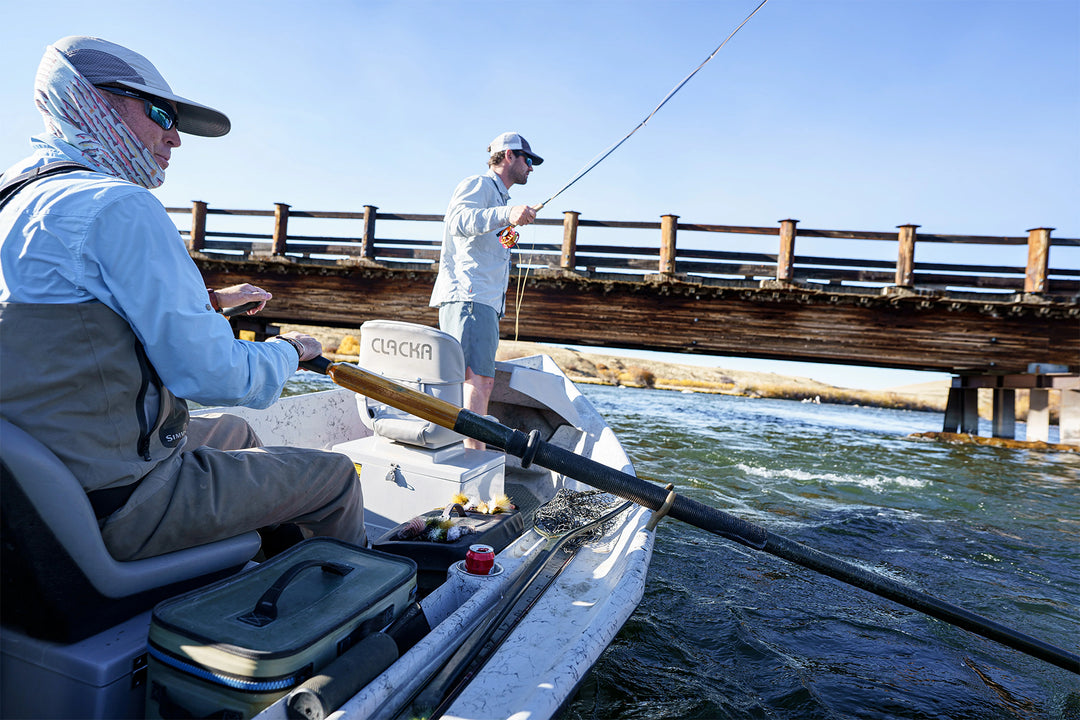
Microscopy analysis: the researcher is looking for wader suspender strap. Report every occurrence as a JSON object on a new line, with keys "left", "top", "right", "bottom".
{"left": 0, "top": 162, "right": 94, "bottom": 210}
{"left": 2, "top": 160, "right": 131, "bottom": 518}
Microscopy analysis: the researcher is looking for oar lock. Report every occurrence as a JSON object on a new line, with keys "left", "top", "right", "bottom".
{"left": 645, "top": 484, "right": 678, "bottom": 533}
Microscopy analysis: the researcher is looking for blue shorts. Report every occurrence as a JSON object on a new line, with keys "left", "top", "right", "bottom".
{"left": 439, "top": 301, "right": 499, "bottom": 377}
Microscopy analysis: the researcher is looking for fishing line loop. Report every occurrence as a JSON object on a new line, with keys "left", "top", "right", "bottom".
{"left": 509, "top": 0, "right": 769, "bottom": 338}
{"left": 538, "top": 0, "right": 771, "bottom": 209}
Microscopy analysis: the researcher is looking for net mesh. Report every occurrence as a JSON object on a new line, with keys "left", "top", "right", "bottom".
{"left": 534, "top": 489, "right": 627, "bottom": 539}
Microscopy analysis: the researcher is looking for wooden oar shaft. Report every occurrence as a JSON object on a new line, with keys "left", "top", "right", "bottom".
{"left": 326, "top": 363, "right": 461, "bottom": 430}
{"left": 303, "top": 357, "right": 1080, "bottom": 675}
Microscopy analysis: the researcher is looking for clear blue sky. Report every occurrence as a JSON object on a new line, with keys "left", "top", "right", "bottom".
{"left": 3, "top": 0, "right": 1077, "bottom": 389}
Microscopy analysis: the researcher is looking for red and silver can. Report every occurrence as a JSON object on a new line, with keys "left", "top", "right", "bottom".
{"left": 465, "top": 544, "right": 495, "bottom": 575}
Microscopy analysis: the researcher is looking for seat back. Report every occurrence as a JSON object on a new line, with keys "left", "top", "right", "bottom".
{"left": 356, "top": 320, "right": 465, "bottom": 449}
{"left": 0, "top": 419, "right": 261, "bottom": 642}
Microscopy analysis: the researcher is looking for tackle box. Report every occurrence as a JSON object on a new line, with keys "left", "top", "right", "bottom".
{"left": 144, "top": 538, "right": 416, "bottom": 719}
{"left": 373, "top": 506, "right": 524, "bottom": 593}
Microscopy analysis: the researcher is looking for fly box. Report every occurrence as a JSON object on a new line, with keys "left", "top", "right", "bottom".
{"left": 373, "top": 505, "right": 524, "bottom": 593}
{"left": 144, "top": 538, "right": 416, "bottom": 719}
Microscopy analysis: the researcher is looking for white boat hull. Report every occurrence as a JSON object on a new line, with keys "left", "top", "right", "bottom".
{"left": 250, "top": 356, "right": 655, "bottom": 720}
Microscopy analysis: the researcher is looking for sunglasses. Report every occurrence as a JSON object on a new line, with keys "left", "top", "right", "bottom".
{"left": 515, "top": 151, "right": 533, "bottom": 167}
{"left": 98, "top": 87, "right": 178, "bottom": 131}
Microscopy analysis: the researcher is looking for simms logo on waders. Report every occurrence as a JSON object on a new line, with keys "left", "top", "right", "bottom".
{"left": 370, "top": 338, "right": 434, "bottom": 361}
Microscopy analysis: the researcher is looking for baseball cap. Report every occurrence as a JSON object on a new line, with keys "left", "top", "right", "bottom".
{"left": 50, "top": 36, "right": 230, "bottom": 137}
{"left": 488, "top": 132, "right": 543, "bottom": 165}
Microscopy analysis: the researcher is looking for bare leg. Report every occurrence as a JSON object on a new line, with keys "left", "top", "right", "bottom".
{"left": 462, "top": 367, "right": 495, "bottom": 450}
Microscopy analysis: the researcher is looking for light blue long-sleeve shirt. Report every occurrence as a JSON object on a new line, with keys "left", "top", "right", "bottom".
{"left": 0, "top": 136, "right": 296, "bottom": 409}
{"left": 429, "top": 170, "right": 513, "bottom": 316}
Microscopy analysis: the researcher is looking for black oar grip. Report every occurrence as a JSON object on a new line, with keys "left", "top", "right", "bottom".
{"left": 221, "top": 300, "right": 262, "bottom": 317}
{"left": 300, "top": 356, "right": 333, "bottom": 374}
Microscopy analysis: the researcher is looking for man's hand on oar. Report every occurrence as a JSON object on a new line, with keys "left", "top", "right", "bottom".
{"left": 212, "top": 283, "right": 271, "bottom": 315}
{"left": 299, "top": 355, "right": 1080, "bottom": 676}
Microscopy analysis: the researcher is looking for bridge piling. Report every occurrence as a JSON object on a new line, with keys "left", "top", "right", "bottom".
{"left": 992, "top": 389, "right": 1016, "bottom": 438}
{"left": 945, "top": 372, "right": 1080, "bottom": 444}
{"left": 1063, "top": 390, "right": 1080, "bottom": 445}
{"left": 1027, "top": 389, "right": 1051, "bottom": 442}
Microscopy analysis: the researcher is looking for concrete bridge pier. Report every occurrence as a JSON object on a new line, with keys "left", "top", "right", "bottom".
{"left": 943, "top": 386, "right": 979, "bottom": 435}
{"left": 1061, "top": 389, "right": 1080, "bottom": 446}
{"left": 945, "top": 369, "right": 1079, "bottom": 446}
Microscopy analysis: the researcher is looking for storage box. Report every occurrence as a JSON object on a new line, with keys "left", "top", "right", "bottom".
{"left": 373, "top": 507, "right": 524, "bottom": 594}
{"left": 332, "top": 436, "right": 505, "bottom": 540}
{"left": 1, "top": 611, "right": 151, "bottom": 719}
{"left": 145, "top": 538, "right": 416, "bottom": 719}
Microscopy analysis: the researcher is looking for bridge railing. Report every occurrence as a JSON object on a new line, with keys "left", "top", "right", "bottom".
{"left": 167, "top": 202, "right": 1079, "bottom": 298}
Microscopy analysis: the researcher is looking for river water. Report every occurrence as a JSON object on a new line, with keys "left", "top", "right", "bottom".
{"left": 561, "top": 385, "right": 1079, "bottom": 720}
{"left": 284, "top": 374, "right": 1079, "bottom": 718}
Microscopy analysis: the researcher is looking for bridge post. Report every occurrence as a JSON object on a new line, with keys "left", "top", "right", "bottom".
{"left": 1062, "top": 390, "right": 1080, "bottom": 445}
{"left": 362, "top": 205, "right": 378, "bottom": 259}
{"left": 660, "top": 214, "right": 679, "bottom": 275}
{"left": 1027, "top": 388, "right": 1050, "bottom": 442}
{"left": 272, "top": 203, "right": 290, "bottom": 256}
{"left": 895, "top": 224, "right": 919, "bottom": 288}
{"left": 561, "top": 211, "right": 580, "bottom": 270}
{"left": 1024, "top": 227, "right": 1052, "bottom": 293}
{"left": 943, "top": 379, "right": 979, "bottom": 434}
{"left": 189, "top": 201, "right": 207, "bottom": 252}
{"left": 777, "top": 219, "right": 798, "bottom": 282}
{"left": 991, "top": 388, "right": 1016, "bottom": 438}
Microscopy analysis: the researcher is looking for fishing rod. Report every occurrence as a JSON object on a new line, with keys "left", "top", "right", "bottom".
{"left": 300, "top": 356, "right": 1080, "bottom": 676}
{"left": 497, "top": 0, "right": 771, "bottom": 248}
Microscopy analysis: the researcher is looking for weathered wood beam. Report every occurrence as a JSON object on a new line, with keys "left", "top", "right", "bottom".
{"left": 195, "top": 258, "right": 1079, "bottom": 375}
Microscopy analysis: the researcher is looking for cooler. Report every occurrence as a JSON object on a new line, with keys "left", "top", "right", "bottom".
{"left": 144, "top": 538, "right": 416, "bottom": 719}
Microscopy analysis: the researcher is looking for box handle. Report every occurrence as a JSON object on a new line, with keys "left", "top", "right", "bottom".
{"left": 238, "top": 560, "right": 353, "bottom": 627}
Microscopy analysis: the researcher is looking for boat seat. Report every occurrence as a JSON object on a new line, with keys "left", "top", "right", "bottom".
{"left": 355, "top": 319, "right": 466, "bottom": 449}
{"left": 0, "top": 419, "right": 262, "bottom": 643}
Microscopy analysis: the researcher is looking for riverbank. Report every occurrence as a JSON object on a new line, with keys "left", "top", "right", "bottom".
{"left": 280, "top": 324, "right": 1058, "bottom": 421}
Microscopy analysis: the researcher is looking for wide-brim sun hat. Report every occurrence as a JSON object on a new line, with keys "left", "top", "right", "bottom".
{"left": 50, "top": 35, "right": 230, "bottom": 137}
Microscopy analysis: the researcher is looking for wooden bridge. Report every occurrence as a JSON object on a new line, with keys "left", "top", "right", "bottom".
{"left": 170, "top": 201, "right": 1079, "bottom": 444}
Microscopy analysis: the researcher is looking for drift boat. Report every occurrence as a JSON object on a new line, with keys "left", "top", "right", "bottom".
{"left": 0, "top": 320, "right": 655, "bottom": 720}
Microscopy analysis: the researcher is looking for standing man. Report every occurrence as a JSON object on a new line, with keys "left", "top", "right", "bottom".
{"left": 0, "top": 36, "right": 365, "bottom": 560}
{"left": 430, "top": 132, "right": 543, "bottom": 449}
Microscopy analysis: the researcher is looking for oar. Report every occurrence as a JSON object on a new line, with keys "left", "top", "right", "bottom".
{"left": 300, "top": 356, "right": 1080, "bottom": 675}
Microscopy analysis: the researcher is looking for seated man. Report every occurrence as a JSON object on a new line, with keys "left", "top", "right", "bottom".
{"left": 0, "top": 36, "right": 364, "bottom": 560}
